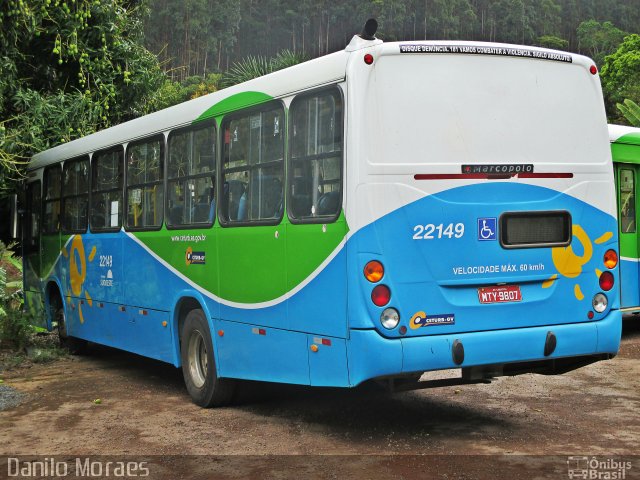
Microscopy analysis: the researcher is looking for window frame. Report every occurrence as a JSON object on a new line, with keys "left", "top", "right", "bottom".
{"left": 25, "top": 180, "right": 41, "bottom": 255}
{"left": 90, "top": 145, "right": 124, "bottom": 233}
{"left": 619, "top": 167, "right": 636, "bottom": 234}
{"left": 124, "top": 134, "right": 165, "bottom": 232}
{"left": 165, "top": 120, "right": 217, "bottom": 230}
{"left": 42, "top": 164, "right": 62, "bottom": 234}
{"left": 286, "top": 85, "right": 344, "bottom": 225}
{"left": 218, "top": 100, "right": 286, "bottom": 228}
{"left": 499, "top": 210, "right": 572, "bottom": 249}
{"left": 61, "top": 155, "right": 90, "bottom": 234}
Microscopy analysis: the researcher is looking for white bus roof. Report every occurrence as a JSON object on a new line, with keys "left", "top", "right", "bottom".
{"left": 29, "top": 50, "right": 350, "bottom": 171}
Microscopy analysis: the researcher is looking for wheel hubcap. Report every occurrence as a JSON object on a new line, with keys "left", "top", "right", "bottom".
{"left": 187, "top": 330, "right": 208, "bottom": 388}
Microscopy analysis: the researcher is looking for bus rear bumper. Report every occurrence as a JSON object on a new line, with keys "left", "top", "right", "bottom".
{"left": 347, "top": 309, "right": 622, "bottom": 386}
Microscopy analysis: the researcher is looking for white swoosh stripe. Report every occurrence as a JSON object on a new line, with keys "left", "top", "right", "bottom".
{"left": 620, "top": 256, "right": 640, "bottom": 263}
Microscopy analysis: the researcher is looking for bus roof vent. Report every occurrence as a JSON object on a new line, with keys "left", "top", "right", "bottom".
{"left": 360, "top": 18, "right": 378, "bottom": 40}
{"left": 346, "top": 18, "right": 383, "bottom": 52}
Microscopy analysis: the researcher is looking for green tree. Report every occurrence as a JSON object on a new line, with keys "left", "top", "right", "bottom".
{"left": 220, "top": 49, "right": 307, "bottom": 88}
{"left": 151, "top": 73, "right": 222, "bottom": 111}
{"left": 537, "top": 35, "right": 569, "bottom": 50}
{"left": 144, "top": 0, "right": 241, "bottom": 81}
{"left": 600, "top": 34, "right": 640, "bottom": 123}
{"left": 485, "top": 0, "right": 535, "bottom": 44}
{"left": 577, "top": 19, "right": 626, "bottom": 66}
{"left": 0, "top": 0, "right": 164, "bottom": 191}
{"left": 532, "top": 0, "right": 561, "bottom": 37}
{"left": 425, "top": 0, "right": 477, "bottom": 40}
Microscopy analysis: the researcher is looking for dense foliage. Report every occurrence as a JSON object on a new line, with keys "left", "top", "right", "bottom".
{"left": 600, "top": 34, "right": 640, "bottom": 123}
{"left": 0, "top": 0, "right": 164, "bottom": 192}
{"left": 144, "top": 0, "right": 639, "bottom": 122}
{"left": 151, "top": 73, "right": 222, "bottom": 111}
{"left": 219, "top": 50, "right": 308, "bottom": 88}
{"left": 143, "top": 0, "right": 640, "bottom": 79}
{"left": 0, "top": 242, "right": 30, "bottom": 350}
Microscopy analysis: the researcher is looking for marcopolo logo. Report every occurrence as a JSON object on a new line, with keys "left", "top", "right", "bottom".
{"left": 185, "top": 247, "right": 206, "bottom": 266}
{"left": 462, "top": 164, "right": 534, "bottom": 174}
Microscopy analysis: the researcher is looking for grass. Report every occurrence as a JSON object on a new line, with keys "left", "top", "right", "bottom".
{"left": 0, "top": 242, "right": 67, "bottom": 371}
{"left": 0, "top": 331, "right": 68, "bottom": 372}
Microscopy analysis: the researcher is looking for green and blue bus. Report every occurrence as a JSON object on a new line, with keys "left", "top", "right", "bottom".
{"left": 611, "top": 125, "right": 640, "bottom": 312}
{"left": 18, "top": 28, "right": 622, "bottom": 407}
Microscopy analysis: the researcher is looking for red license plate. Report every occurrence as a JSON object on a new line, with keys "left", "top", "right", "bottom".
{"left": 478, "top": 285, "right": 522, "bottom": 304}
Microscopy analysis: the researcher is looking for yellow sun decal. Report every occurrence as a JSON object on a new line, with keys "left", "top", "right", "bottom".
{"left": 61, "top": 235, "right": 95, "bottom": 323}
{"left": 551, "top": 225, "right": 592, "bottom": 280}
{"left": 594, "top": 232, "right": 613, "bottom": 244}
{"left": 546, "top": 225, "right": 613, "bottom": 300}
{"left": 542, "top": 274, "right": 558, "bottom": 289}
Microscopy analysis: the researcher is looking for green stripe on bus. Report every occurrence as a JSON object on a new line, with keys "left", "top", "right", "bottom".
{"left": 612, "top": 143, "right": 640, "bottom": 165}
{"left": 195, "top": 91, "right": 274, "bottom": 123}
{"left": 134, "top": 212, "right": 348, "bottom": 304}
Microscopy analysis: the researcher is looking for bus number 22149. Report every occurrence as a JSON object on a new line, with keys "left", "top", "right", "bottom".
{"left": 412, "top": 223, "right": 465, "bottom": 240}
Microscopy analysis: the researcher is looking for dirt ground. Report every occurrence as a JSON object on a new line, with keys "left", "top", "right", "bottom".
{"left": 0, "top": 317, "right": 639, "bottom": 479}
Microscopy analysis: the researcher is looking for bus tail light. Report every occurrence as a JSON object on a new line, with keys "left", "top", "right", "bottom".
{"left": 604, "top": 250, "right": 618, "bottom": 269}
{"left": 599, "top": 271, "right": 614, "bottom": 291}
{"left": 592, "top": 293, "right": 608, "bottom": 313}
{"left": 364, "top": 261, "right": 384, "bottom": 282}
{"left": 371, "top": 285, "right": 391, "bottom": 306}
{"left": 380, "top": 308, "right": 400, "bottom": 329}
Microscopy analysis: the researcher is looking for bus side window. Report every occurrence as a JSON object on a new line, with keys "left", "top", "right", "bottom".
{"left": 288, "top": 88, "right": 343, "bottom": 223}
{"left": 220, "top": 103, "right": 284, "bottom": 225}
{"left": 91, "top": 147, "right": 124, "bottom": 231}
{"left": 25, "top": 181, "right": 41, "bottom": 255}
{"left": 62, "top": 156, "right": 89, "bottom": 233}
{"left": 167, "top": 122, "right": 216, "bottom": 228}
{"left": 125, "top": 136, "right": 164, "bottom": 230}
{"left": 43, "top": 165, "right": 62, "bottom": 234}
{"left": 620, "top": 169, "right": 636, "bottom": 233}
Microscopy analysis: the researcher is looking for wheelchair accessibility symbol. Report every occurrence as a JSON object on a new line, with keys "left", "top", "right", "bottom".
{"left": 477, "top": 218, "right": 497, "bottom": 241}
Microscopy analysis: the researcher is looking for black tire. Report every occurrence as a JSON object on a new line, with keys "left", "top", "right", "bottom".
{"left": 180, "top": 309, "right": 235, "bottom": 407}
{"left": 53, "top": 301, "right": 87, "bottom": 355}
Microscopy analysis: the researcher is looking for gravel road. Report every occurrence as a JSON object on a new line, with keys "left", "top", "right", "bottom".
{"left": 0, "top": 317, "right": 638, "bottom": 479}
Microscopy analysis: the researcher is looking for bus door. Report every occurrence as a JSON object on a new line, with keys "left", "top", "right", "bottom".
{"left": 616, "top": 164, "right": 640, "bottom": 309}
{"left": 23, "top": 179, "right": 46, "bottom": 326}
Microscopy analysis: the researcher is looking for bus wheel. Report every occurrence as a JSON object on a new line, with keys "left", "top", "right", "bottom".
{"left": 54, "top": 304, "right": 87, "bottom": 355}
{"left": 180, "top": 309, "right": 235, "bottom": 407}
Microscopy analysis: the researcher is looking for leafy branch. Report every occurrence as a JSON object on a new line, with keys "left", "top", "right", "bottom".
{"left": 617, "top": 99, "right": 640, "bottom": 127}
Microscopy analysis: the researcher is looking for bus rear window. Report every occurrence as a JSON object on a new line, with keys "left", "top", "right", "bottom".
{"left": 366, "top": 55, "right": 609, "bottom": 168}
